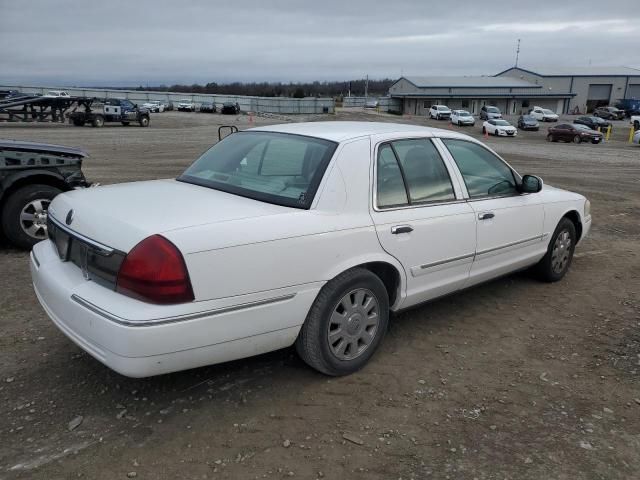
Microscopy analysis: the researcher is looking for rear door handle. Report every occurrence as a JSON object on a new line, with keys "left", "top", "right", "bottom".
{"left": 391, "top": 225, "right": 413, "bottom": 234}
{"left": 478, "top": 212, "right": 495, "bottom": 220}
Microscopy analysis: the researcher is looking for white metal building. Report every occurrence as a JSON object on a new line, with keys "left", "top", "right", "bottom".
{"left": 388, "top": 75, "right": 574, "bottom": 116}
{"left": 496, "top": 66, "right": 640, "bottom": 114}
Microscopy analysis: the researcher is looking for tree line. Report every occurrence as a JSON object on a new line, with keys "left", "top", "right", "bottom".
{"left": 130, "top": 78, "right": 395, "bottom": 98}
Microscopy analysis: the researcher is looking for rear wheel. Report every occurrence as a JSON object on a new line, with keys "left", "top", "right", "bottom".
{"left": 573, "top": 134, "right": 582, "bottom": 144}
{"left": 91, "top": 115, "right": 104, "bottom": 128}
{"left": 296, "top": 268, "right": 389, "bottom": 376}
{"left": 1, "top": 184, "right": 61, "bottom": 249}
{"left": 534, "top": 218, "right": 576, "bottom": 282}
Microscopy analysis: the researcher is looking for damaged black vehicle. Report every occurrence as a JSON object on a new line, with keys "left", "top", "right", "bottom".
{"left": 0, "top": 140, "right": 90, "bottom": 249}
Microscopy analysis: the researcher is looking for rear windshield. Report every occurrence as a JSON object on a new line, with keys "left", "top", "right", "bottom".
{"left": 487, "top": 107, "right": 499, "bottom": 112}
{"left": 178, "top": 131, "right": 337, "bottom": 209}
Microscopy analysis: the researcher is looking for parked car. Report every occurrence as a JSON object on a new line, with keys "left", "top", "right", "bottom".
{"left": 43, "top": 90, "right": 70, "bottom": 98}
{"left": 450, "top": 110, "right": 475, "bottom": 126}
{"left": 573, "top": 116, "right": 611, "bottom": 131}
{"left": 529, "top": 106, "right": 559, "bottom": 122}
{"left": 633, "top": 129, "right": 640, "bottom": 144}
{"left": 30, "top": 122, "right": 591, "bottom": 378}
{"left": 364, "top": 99, "right": 379, "bottom": 109}
{"left": 221, "top": 102, "right": 241, "bottom": 114}
{"left": 1, "top": 139, "right": 89, "bottom": 248}
{"left": 517, "top": 115, "right": 539, "bottom": 131}
{"left": 199, "top": 101, "right": 216, "bottom": 113}
{"left": 177, "top": 99, "right": 196, "bottom": 112}
{"left": 142, "top": 101, "right": 165, "bottom": 113}
{"left": 479, "top": 105, "right": 502, "bottom": 120}
{"left": 630, "top": 115, "right": 640, "bottom": 131}
{"left": 593, "top": 106, "right": 625, "bottom": 120}
{"left": 547, "top": 123, "right": 603, "bottom": 144}
{"left": 482, "top": 119, "right": 517, "bottom": 137}
{"left": 429, "top": 105, "right": 451, "bottom": 120}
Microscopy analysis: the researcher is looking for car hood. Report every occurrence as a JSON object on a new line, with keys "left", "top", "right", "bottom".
{"left": 47, "top": 179, "right": 295, "bottom": 252}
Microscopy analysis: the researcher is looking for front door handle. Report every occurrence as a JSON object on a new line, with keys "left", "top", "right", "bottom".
{"left": 391, "top": 225, "right": 413, "bottom": 234}
{"left": 478, "top": 212, "right": 495, "bottom": 220}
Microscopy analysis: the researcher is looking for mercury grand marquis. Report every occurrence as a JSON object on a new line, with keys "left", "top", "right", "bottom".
{"left": 31, "top": 122, "right": 591, "bottom": 377}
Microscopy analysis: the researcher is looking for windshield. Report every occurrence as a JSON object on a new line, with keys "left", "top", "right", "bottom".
{"left": 180, "top": 99, "right": 191, "bottom": 102}
{"left": 494, "top": 120, "right": 510, "bottom": 126}
{"left": 437, "top": 106, "right": 449, "bottom": 110}
{"left": 522, "top": 115, "right": 535, "bottom": 121}
{"left": 457, "top": 111, "right": 471, "bottom": 116}
{"left": 178, "top": 131, "right": 337, "bottom": 209}
{"left": 487, "top": 107, "right": 499, "bottom": 113}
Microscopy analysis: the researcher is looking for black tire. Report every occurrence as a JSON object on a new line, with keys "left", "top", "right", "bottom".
{"left": 295, "top": 268, "right": 389, "bottom": 376}
{"left": 572, "top": 134, "right": 582, "bottom": 144}
{"left": 139, "top": 116, "right": 150, "bottom": 127}
{"left": 533, "top": 218, "right": 577, "bottom": 282}
{"left": 121, "top": 121, "right": 130, "bottom": 126}
{"left": 1, "top": 184, "right": 61, "bottom": 249}
{"left": 91, "top": 115, "right": 104, "bottom": 128}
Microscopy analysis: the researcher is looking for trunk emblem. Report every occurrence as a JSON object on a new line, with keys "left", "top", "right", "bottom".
{"left": 65, "top": 209, "right": 74, "bottom": 225}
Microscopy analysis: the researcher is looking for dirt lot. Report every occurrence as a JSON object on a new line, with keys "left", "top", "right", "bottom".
{"left": 1, "top": 110, "right": 639, "bottom": 480}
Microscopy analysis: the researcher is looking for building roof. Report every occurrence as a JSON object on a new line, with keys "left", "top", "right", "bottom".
{"left": 400, "top": 76, "right": 540, "bottom": 88}
{"left": 250, "top": 121, "right": 463, "bottom": 142}
{"left": 496, "top": 65, "right": 640, "bottom": 77}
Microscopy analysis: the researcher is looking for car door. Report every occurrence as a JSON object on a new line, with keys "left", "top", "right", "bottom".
{"left": 370, "top": 137, "right": 477, "bottom": 308}
{"left": 439, "top": 138, "right": 545, "bottom": 286}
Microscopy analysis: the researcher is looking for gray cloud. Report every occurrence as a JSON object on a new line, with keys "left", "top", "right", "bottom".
{"left": 1, "top": 0, "right": 639, "bottom": 86}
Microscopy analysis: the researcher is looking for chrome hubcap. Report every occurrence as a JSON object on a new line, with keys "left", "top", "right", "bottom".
{"left": 328, "top": 288, "right": 379, "bottom": 361}
{"left": 20, "top": 198, "right": 50, "bottom": 240}
{"left": 551, "top": 230, "right": 572, "bottom": 274}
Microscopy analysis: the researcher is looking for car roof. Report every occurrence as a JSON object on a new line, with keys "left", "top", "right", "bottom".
{"left": 249, "top": 121, "right": 470, "bottom": 142}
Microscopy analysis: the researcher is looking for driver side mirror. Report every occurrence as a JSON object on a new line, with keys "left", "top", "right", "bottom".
{"left": 520, "top": 174, "right": 543, "bottom": 193}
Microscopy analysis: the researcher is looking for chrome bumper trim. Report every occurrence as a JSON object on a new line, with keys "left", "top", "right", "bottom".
{"left": 71, "top": 293, "right": 297, "bottom": 327}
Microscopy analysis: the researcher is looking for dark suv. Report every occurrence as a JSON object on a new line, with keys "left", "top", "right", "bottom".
{"left": 1, "top": 140, "right": 89, "bottom": 248}
{"left": 593, "top": 106, "right": 625, "bottom": 120}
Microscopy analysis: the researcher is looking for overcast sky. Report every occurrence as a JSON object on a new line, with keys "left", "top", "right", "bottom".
{"left": 1, "top": 0, "right": 639, "bottom": 86}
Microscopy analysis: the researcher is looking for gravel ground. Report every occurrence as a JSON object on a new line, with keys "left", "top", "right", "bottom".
{"left": 0, "top": 109, "right": 639, "bottom": 480}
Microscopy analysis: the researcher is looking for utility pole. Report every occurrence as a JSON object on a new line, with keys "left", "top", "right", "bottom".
{"left": 364, "top": 74, "right": 369, "bottom": 100}
{"left": 515, "top": 39, "right": 521, "bottom": 67}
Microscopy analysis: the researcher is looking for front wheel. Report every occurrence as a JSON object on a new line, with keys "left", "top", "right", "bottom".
{"left": 1, "top": 184, "right": 61, "bottom": 249}
{"left": 573, "top": 134, "right": 582, "bottom": 144}
{"left": 533, "top": 218, "right": 577, "bottom": 282}
{"left": 139, "top": 116, "right": 150, "bottom": 127}
{"left": 296, "top": 268, "right": 389, "bottom": 376}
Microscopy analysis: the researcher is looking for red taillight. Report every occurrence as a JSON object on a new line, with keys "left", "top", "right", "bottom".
{"left": 116, "top": 235, "right": 194, "bottom": 304}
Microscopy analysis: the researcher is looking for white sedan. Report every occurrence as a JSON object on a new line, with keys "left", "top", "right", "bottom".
{"left": 483, "top": 119, "right": 518, "bottom": 137}
{"left": 31, "top": 122, "right": 591, "bottom": 377}
{"left": 530, "top": 106, "right": 559, "bottom": 122}
{"left": 142, "top": 101, "right": 165, "bottom": 113}
{"left": 451, "top": 110, "right": 475, "bottom": 126}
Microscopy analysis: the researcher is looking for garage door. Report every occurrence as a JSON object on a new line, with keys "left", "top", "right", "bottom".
{"left": 627, "top": 84, "right": 640, "bottom": 99}
{"left": 587, "top": 84, "right": 612, "bottom": 101}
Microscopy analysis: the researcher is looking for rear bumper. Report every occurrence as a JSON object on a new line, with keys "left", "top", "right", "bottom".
{"left": 31, "top": 240, "right": 319, "bottom": 377}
